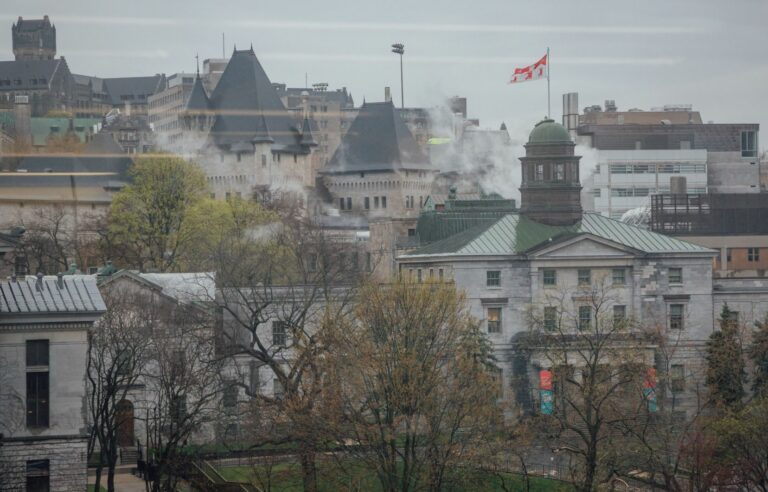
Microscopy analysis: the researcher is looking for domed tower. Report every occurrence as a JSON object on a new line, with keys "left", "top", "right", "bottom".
{"left": 519, "top": 118, "right": 582, "bottom": 225}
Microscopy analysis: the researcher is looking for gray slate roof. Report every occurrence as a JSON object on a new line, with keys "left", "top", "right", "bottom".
{"left": 402, "top": 212, "right": 714, "bottom": 258}
{"left": 185, "top": 76, "right": 209, "bottom": 113}
{"left": 0, "top": 59, "right": 67, "bottom": 90}
{"left": 102, "top": 75, "right": 165, "bottom": 105}
{"left": 207, "top": 48, "right": 309, "bottom": 153}
{"left": 322, "top": 101, "right": 432, "bottom": 174}
{"left": 0, "top": 274, "right": 106, "bottom": 316}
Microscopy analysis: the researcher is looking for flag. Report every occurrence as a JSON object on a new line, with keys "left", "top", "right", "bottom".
{"left": 509, "top": 53, "right": 548, "bottom": 84}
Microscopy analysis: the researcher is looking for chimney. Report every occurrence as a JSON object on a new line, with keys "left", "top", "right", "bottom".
{"left": 57, "top": 272, "right": 64, "bottom": 288}
{"left": 35, "top": 271, "right": 44, "bottom": 292}
{"left": 670, "top": 176, "right": 687, "bottom": 195}
{"left": 384, "top": 87, "right": 391, "bottom": 102}
{"left": 562, "top": 92, "right": 579, "bottom": 133}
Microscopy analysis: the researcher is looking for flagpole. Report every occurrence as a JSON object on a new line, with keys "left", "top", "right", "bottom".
{"left": 547, "top": 46, "right": 551, "bottom": 118}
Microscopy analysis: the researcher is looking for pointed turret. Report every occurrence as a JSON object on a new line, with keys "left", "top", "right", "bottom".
{"left": 300, "top": 116, "right": 318, "bottom": 147}
{"left": 185, "top": 75, "right": 209, "bottom": 115}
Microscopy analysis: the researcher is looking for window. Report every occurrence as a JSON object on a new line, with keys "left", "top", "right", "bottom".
{"left": 535, "top": 164, "right": 544, "bottom": 181}
{"left": 543, "top": 269, "right": 556, "bottom": 286}
{"left": 438, "top": 268, "right": 444, "bottom": 280}
{"left": 669, "top": 304, "right": 684, "bottom": 330}
{"left": 741, "top": 130, "right": 757, "bottom": 158}
{"left": 307, "top": 253, "right": 318, "bottom": 272}
{"left": 748, "top": 248, "right": 760, "bottom": 262}
{"left": 381, "top": 196, "right": 387, "bottom": 209}
{"left": 671, "top": 365, "right": 685, "bottom": 392}
{"left": 272, "top": 321, "right": 287, "bottom": 346}
{"left": 578, "top": 306, "right": 591, "bottom": 330}
{"left": 668, "top": 268, "right": 683, "bottom": 284}
{"left": 26, "top": 372, "right": 49, "bottom": 428}
{"left": 223, "top": 384, "right": 237, "bottom": 408}
{"left": 364, "top": 197, "right": 370, "bottom": 210}
{"left": 726, "top": 248, "right": 732, "bottom": 263}
{"left": 417, "top": 269, "right": 422, "bottom": 283}
{"left": 346, "top": 197, "right": 352, "bottom": 210}
{"left": 26, "top": 459, "right": 49, "bottom": 492}
{"left": 273, "top": 379, "right": 284, "bottom": 399}
{"left": 339, "top": 197, "right": 345, "bottom": 210}
{"left": 26, "top": 340, "right": 49, "bottom": 366}
{"left": 613, "top": 305, "right": 626, "bottom": 326}
{"left": 171, "top": 396, "right": 187, "bottom": 424}
{"left": 366, "top": 253, "right": 372, "bottom": 272}
{"left": 554, "top": 163, "right": 565, "bottom": 181}
{"left": 612, "top": 268, "right": 626, "bottom": 285}
{"left": 374, "top": 196, "right": 380, "bottom": 208}
{"left": 249, "top": 361, "right": 260, "bottom": 395}
{"left": 261, "top": 154, "right": 267, "bottom": 167}
{"left": 544, "top": 306, "right": 557, "bottom": 331}
{"left": 486, "top": 270, "right": 501, "bottom": 287}
{"left": 578, "top": 269, "right": 591, "bottom": 286}
{"left": 487, "top": 307, "right": 502, "bottom": 333}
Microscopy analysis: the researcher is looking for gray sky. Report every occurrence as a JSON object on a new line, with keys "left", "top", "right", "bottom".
{"left": 3, "top": 0, "right": 766, "bottom": 146}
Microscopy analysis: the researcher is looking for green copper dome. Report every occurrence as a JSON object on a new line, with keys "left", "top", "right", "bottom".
{"left": 527, "top": 118, "right": 572, "bottom": 144}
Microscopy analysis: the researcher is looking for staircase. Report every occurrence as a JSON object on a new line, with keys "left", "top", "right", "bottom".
{"left": 120, "top": 447, "right": 139, "bottom": 466}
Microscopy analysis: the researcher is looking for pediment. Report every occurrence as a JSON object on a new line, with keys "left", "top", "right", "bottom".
{"left": 529, "top": 234, "right": 639, "bottom": 258}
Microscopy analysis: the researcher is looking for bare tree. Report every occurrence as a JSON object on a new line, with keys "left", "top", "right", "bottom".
{"left": 86, "top": 289, "right": 152, "bottom": 492}
{"left": 213, "top": 215, "right": 369, "bottom": 492}
{"left": 142, "top": 297, "right": 223, "bottom": 492}
{"left": 524, "top": 281, "right": 651, "bottom": 492}
{"left": 325, "top": 278, "right": 502, "bottom": 492}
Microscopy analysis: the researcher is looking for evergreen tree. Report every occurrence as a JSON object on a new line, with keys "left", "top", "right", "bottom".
{"left": 750, "top": 315, "right": 768, "bottom": 397}
{"left": 705, "top": 304, "right": 746, "bottom": 408}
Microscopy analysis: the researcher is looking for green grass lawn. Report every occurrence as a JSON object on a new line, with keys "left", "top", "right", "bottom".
{"left": 87, "top": 486, "right": 107, "bottom": 492}
{"left": 216, "top": 461, "right": 573, "bottom": 492}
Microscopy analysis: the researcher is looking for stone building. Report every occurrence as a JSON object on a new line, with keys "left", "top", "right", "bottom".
{"left": 95, "top": 271, "right": 219, "bottom": 458}
{"left": 0, "top": 274, "right": 106, "bottom": 491}
{"left": 319, "top": 100, "right": 437, "bottom": 276}
{"left": 0, "top": 58, "right": 74, "bottom": 117}
{"left": 181, "top": 47, "right": 318, "bottom": 200}
{"left": 12, "top": 16, "right": 56, "bottom": 61}
{"left": 397, "top": 119, "right": 717, "bottom": 417}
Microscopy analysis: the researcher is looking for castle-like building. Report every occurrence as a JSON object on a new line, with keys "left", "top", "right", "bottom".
{"left": 12, "top": 16, "right": 56, "bottom": 61}
{"left": 181, "top": 48, "right": 319, "bottom": 200}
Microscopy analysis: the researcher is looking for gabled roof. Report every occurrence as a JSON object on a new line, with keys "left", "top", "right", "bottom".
{"left": 322, "top": 101, "right": 431, "bottom": 174}
{"left": 0, "top": 58, "right": 67, "bottom": 90}
{"left": 102, "top": 75, "right": 165, "bottom": 105}
{"left": 100, "top": 270, "right": 215, "bottom": 306}
{"left": 401, "top": 213, "right": 714, "bottom": 258}
{"left": 0, "top": 274, "right": 106, "bottom": 318}
{"left": 207, "top": 48, "right": 307, "bottom": 152}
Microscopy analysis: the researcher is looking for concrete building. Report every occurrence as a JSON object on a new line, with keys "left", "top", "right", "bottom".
{"left": 563, "top": 94, "right": 760, "bottom": 219}
{"left": 0, "top": 274, "right": 106, "bottom": 491}
{"left": 183, "top": 47, "right": 319, "bottom": 200}
{"left": 650, "top": 192, "right": 768, "bottom": 325}
{"left": 101, "top": 111, "right": 154, "bottom": 154}
{"left": 273, "top": 82, "right": 355, "bottom": 168}
{"left": 0, "top": 134, "right": 132, "bottom": 274}
{"left": 148, "top": 64, "right": 226, "bottom": 151}
{"left": 398, "top": 119, "right": 718, "bottom": 417}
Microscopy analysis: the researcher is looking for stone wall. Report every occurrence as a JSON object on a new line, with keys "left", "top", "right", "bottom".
{"left": 0, "top": 437, "right": 87, "bottom": 492}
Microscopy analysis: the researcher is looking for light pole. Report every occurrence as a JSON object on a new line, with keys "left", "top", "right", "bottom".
{"left": 391, "top": 43, "right": 404, "bottom": 108}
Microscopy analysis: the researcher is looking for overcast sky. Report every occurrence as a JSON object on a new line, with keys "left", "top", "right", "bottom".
{"left": 3, "top": 0, "right": 766, "bottom": 147}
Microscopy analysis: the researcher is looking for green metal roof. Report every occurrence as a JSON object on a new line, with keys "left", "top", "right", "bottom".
{"left": 528, "top": 118, "right": 572, "bottom": 145}
{"left": 402, "top": 213, "right": 714, "bottom": 258}
{"left": 30, "top": 117, "right": 101, "bottom": 147}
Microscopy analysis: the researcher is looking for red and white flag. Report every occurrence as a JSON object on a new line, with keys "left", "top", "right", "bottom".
{"left": 509, "top": 53, "right": 548, "bottom": 84}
